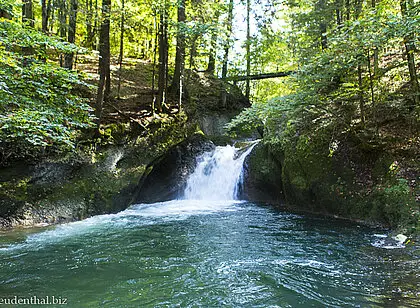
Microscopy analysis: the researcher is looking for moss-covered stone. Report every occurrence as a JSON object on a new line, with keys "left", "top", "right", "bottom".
{"left": 267, "top": 126, "right": 418, "bottom": 232}
{"left": 241, "top": 143, "right": 284, "bottom": 203}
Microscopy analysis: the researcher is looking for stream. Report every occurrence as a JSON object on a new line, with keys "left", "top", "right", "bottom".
{"left": 0, "top": 144, "right": 419, "bottom": 307}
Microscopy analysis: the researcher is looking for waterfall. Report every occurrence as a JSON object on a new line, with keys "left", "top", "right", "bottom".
{"left": 183, "top": 141, "right": 259, "bottom": 201}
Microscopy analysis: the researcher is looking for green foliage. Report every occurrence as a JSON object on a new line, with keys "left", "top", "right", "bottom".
{"left": 0, "top": 18, "right": 94, "bottom": 161}
{"left": 0, "top": 19, "right": 82, "bottom": 57}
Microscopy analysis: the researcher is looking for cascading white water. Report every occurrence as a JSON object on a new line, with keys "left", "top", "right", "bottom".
{"left": 183, "top": 141, "right": 259, "bottom": 201}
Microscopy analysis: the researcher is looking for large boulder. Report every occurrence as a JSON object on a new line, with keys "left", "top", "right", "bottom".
{"left": 240, "top": 143, "right": 284, "bottom": 204}
{"left": 134, "top": 134, "right": 215, "bottom": 203}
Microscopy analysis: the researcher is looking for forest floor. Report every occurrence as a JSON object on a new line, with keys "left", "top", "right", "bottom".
{"left": 75, "top": 54, "right": 175, "bottom": 128}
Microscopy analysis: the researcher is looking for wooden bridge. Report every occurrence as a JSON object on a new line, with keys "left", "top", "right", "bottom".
{"left": 222, "top": 71, "right": 295, "bottom": 82}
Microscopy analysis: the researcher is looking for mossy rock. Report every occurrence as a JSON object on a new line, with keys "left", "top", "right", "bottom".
{"left": 240, "top": 143, "right": 284, "bottom": 203}
{"left": 134, "top": 133, "right": 215, "bottom": 203}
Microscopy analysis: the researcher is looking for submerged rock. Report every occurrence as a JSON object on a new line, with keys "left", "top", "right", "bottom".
{"left": 134, "top": 133, "right": 215, "bottom": 203}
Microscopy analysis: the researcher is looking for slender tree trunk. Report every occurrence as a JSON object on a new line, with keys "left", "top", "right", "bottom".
{"left": 64, "top": 0, "right": 78, "bottom": 69}
{"left": 41, "top": 0, "right": 52, "bottom": 32}
{"left": 94, "top": 0, "right": 99, "bottom": 50}
{"left": 58, "top": 0, "right": 68, "bottom": 67}
{"left": 157, "top": 3, "right": 169, "bottom": 113}
{"left": 354, "top": 3, "right": 365, "bottom": 126}
{"left": 85, "top": 0, "right": 95, "bottom": 49}
{"left": 152, "top": 13, "right": 158, "bottom": 114}
{"left": 58, "top": 0, "right": 67, "bottom": 38}
{"left": 95, "top": 0, "right": 111, "bottom": 131}
{"left": 245, "top": 0, "right": 251, "bottom": 99}
{"left": 370, "top": 0, "right": 379, "bottom": 76}
{"left": 317, "top": 0, "right": 328, "bottom": 50}
{"left": 222, "top": 0, "right": 234, "bottom": 79}
{"left": 400, "top": 0, "right": 420, "bottom": 105}
{"left": 22, "top": 0, "right": 34, "bottom": 27}
{"left": 221, "top": 0, "right": 234, "bottom": 108}
{"left": 50, "top": 0, "right": 56, "bottom": 33}
{"left": 117, "top": 0, "right": 125, "bottom": 99}
{"left": 367, "top": 49, "right": 378, "bottom": 133}
{"left": 345, "top": 0, "right": 350, "bottom": 21}
{"left": 169, "top": 0, "right": 186, "bottom": 99}
{"left": 367, "top": 49, "right": 376, "bottom": 115}
{"left": 206, "top": 10, "right": 220, "bottom": 75}
{"left": 358, "top": 63, "right": 365, "bottom": 126}
{"left": 335, "top": 0, "right": 342, "bottom": 25}
{"left": 40, "top": 0, "right": 52, "bottom": 62}
{"left": 188, "top": 33, "right": 199, "bottom": 71}
{"left": 22, "top": 0, "right": 34, "bottom": 63}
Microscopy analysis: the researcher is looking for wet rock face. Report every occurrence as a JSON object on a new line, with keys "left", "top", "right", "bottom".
{"left": 0, "top": 147, "right": 143, "bottom": 229}
{"left": 134, "top": 134, "right": 215, "bottom": 203}
{"left": 240, "top": 143, "right": 284, "bottom": 204}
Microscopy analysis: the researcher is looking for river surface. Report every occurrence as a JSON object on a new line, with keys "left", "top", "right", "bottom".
{"left": 1, "top": 144, "right": 419, "bottom": 307}
{"left": 0, "top": 200, "right": 419, "bottom": 307}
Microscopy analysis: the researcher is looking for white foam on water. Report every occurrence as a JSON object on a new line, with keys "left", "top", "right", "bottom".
{"left": 371, "top": 234, "right": 406, "bottom": 249}
{"left": 0, "top": 199, "right": 243, "bottom": 252}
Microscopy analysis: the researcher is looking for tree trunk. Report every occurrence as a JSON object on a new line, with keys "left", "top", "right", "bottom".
{"left": 206, "top": 10, "right": 220, "bottom": 75}
{"left": 58, "top": 0, "right": 67, "bottom": 38}
{"left": 41, "top": 0, "right": 52, "bottom": 32}
{"left": 152, "top": 13, "right": 158, "bottom": 114}
{"left": 169, "top": 0, "right": 186, "bottom": 98}
{"left": 188, "top": 33, "right": 199, "bottom": 72}
{"left": 358, "top": 63, "right": 365, "bottom": 126}
{"left": 335, "top": 0, "right": 342, "bottom": 25}
{"left": 367, "top": 49, "right": 376, "bottom": 112}
{"left": 222, "top": 0, "right": 234, "bottom": 79}
{"left": 117, "top": 0, "right": 125, "bottom": 99}
{"left": 317, "top": 0, "right": 328, "bottom": 50}
{"left": 58, "top": 0, "right": 68, "bottom": 67}
{"left": 22, "top": 0, "right": 34, "bottom": 27}
{"left": 371, "top": 0, "right": 379, "bottom": 76}
{"left": 64, "top": 0, "right": 78, "bottom": 69}
{"left": 22, "top": 0, "right": 34, "bottom": 62}
{"left": 245, "top": 0, "right": 251, "bottom": 99}
{"left": 85, "top": 0, "right": 95, "bottom": 49}
{"left": 50, "top": 0, "right": 56, "bottom": 33}
{"left": 345, "top": 0, "right": 350, "bottom": 21}
{"left": 95, "top": 0, "right": 111, "bottom": 131}
{"left": 157, "top": 4, "right": 169, "bottom": 113}
{"left": 400, "top": 0, "right": 420, "bottom": 106}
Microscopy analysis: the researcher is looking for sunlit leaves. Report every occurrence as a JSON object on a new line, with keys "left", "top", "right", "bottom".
{"left": 0, "top": 21, "right": 94, "bottom": 159}
{"left": 0, "top": 18, "right": 84, "bottom": 58}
